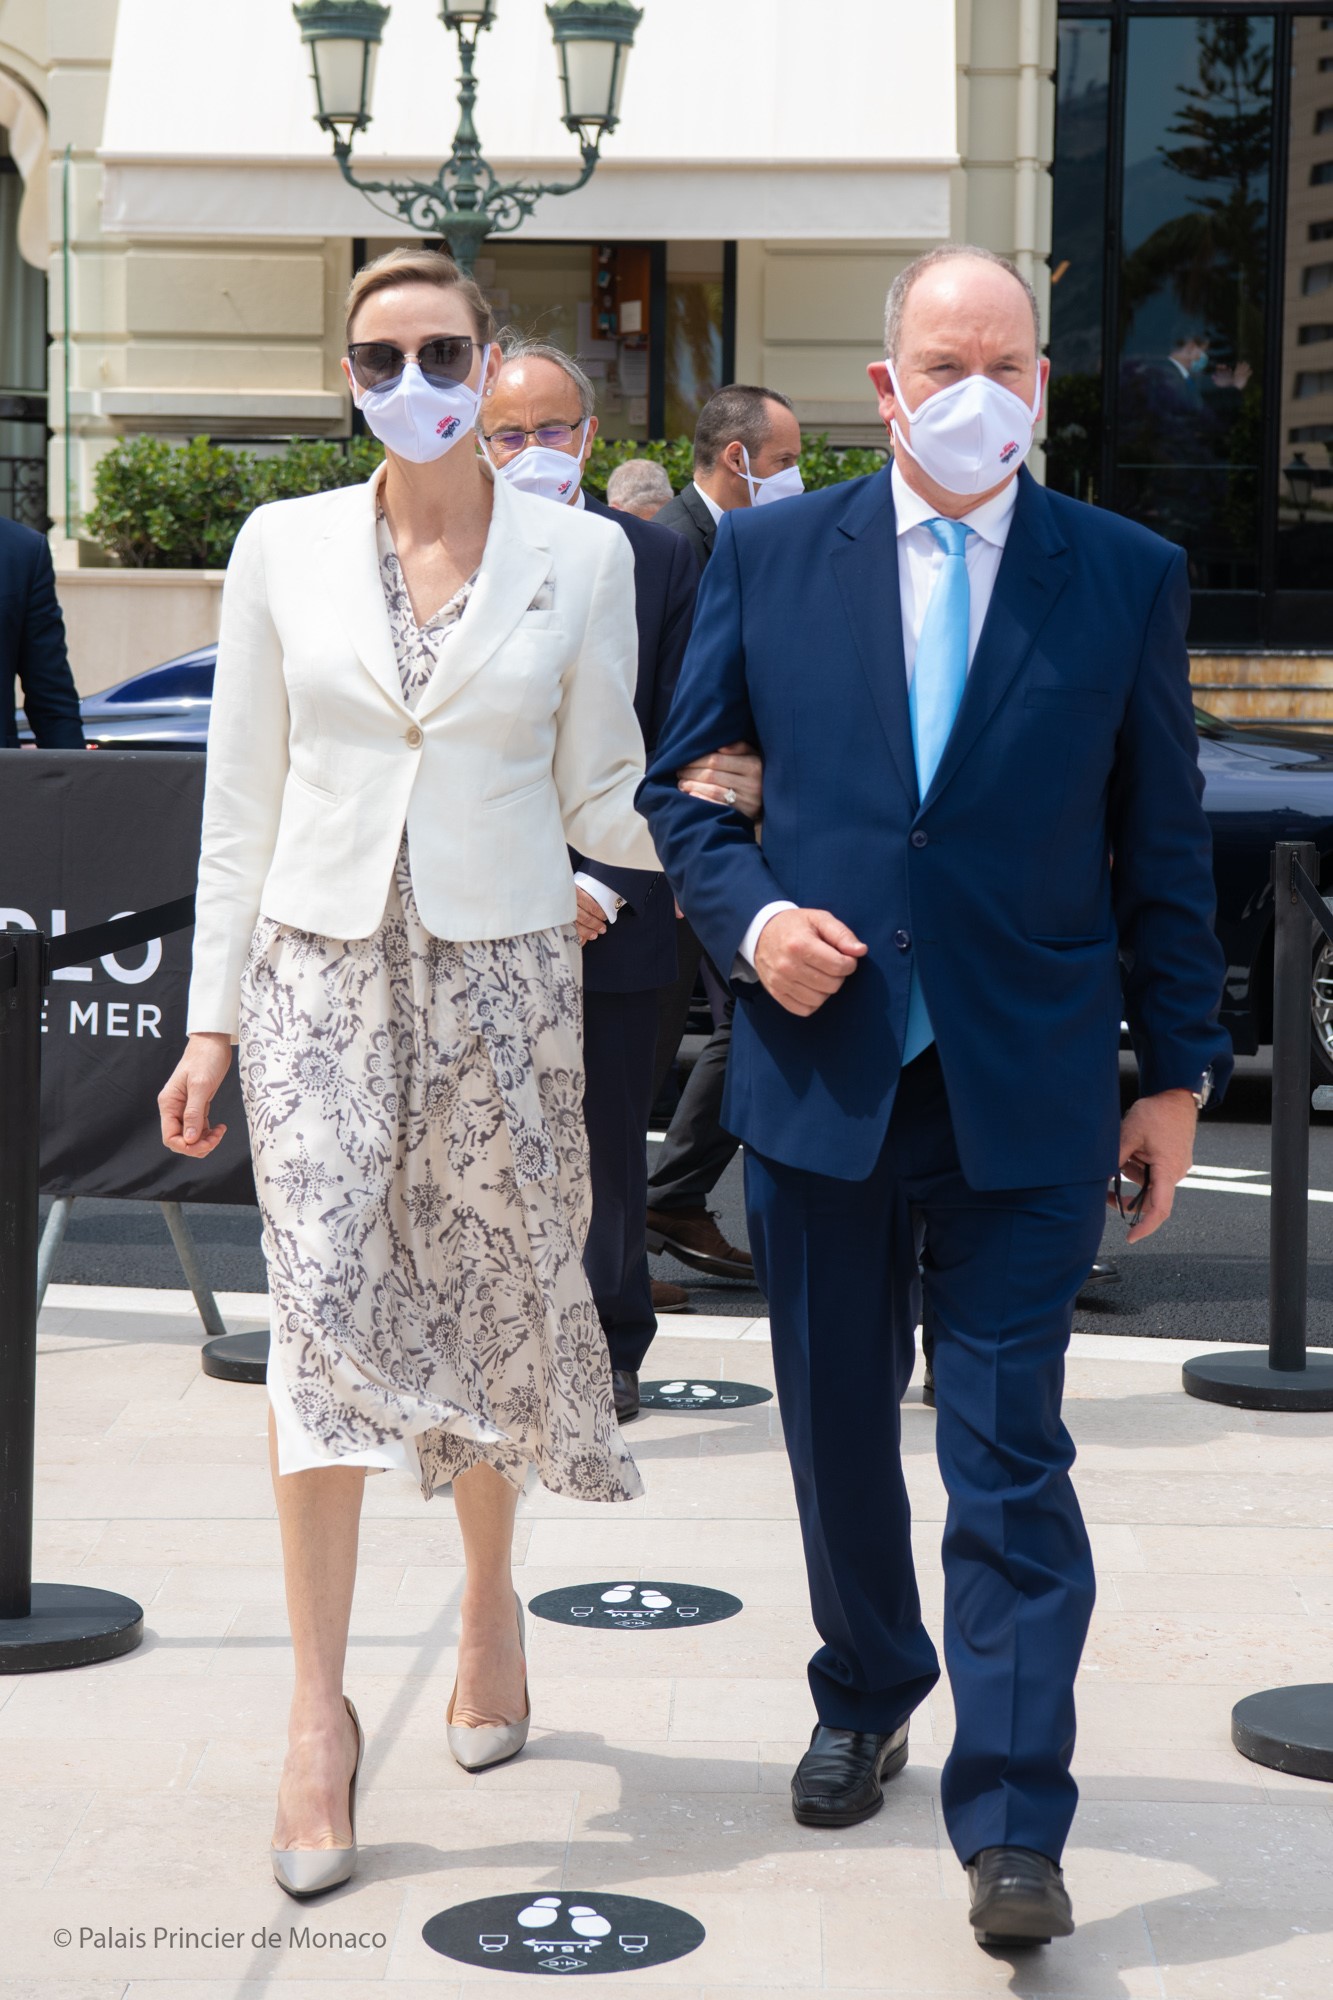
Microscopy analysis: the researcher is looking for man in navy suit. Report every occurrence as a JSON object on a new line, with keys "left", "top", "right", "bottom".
{"left": 482, "top": 344, "right": 761, "bottom": 1420}
{"left": 0, "top": 516, "right": 85, "bottom": 749}
{"left": 640, "top": 247, "right": 1232, "bottom": 1949}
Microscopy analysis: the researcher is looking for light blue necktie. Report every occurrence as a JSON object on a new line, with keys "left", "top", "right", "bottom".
{"left": 901, "top": 516, "right": 972, "bottom": 1066}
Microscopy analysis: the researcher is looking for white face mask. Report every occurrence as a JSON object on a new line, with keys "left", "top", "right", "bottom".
{"left": 354, "top": 350, "right": 491, "bottom": 464}
{"left": 738, "top": 444, "right": 804, "bottom": 508}
{"left": 490, "top": 420, "right": 590, "bottom": 505}
{"left": 886, "top": 358, "right": 1041, "bottom": 498}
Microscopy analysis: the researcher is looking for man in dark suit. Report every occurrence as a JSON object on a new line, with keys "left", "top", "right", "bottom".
{"left": 647, "top": 384, "right": 803, "bottom": 1284}
{"left": 1, "top": 516, "right": 85, "bottom": 748}
{"left": 640, "top": 247, "right": 1231, "bottom": 1949}
{"left": 481, "top": 343, "right": 761, "bottom": 1421}
{"left": 656, "top": 382, "right": 803, "bottom": 566}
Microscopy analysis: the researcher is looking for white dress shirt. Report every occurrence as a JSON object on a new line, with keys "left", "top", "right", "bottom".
{"left": 737, "top": 461, "right": 1021, "bottom": 971}
{"left": 695, "top": 482, "right": 726, "bottom": 528}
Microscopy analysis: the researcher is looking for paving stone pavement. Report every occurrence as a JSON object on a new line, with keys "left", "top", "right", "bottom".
{"left": 5, "top": 1301, "right": 1333, "bottom": 1997}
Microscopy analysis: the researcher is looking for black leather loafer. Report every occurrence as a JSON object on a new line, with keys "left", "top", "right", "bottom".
{"left": 921, "top": 1357, "right": 936, "bottom": 1408}
{"left": 790, "top": 1720, "right": 909, "bottom": 1827}
{"left": 966, "top": 1846, "right": 1074, "bottom": 1946}
{"left": 611, "top": 1369, "right": 640, "bottom": 1422}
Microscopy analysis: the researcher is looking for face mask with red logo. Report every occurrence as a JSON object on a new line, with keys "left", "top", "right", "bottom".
{"left": 490, "top": 420, "right": 591, "bottom": 506}
{"left": 886, "top": 358, "right": 1041, "bottom": 498}
{"left": 354, "top": 351, "right": 491, "bottom": 464}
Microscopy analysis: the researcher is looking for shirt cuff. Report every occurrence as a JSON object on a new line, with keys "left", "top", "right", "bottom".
{"left": 733, "top": 899, "right": 798, "bottom": 982}
{"left": 574, "top": 872, "right": 624, "bottom": 924}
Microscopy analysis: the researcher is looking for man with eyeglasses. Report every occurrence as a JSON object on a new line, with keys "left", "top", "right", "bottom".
{"left": 480, "top": 341, "right": 764, "bottom": 1420}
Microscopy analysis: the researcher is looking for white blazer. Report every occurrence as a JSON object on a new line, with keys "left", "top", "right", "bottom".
{"left": 186, "top": 461, "right": 659, "bottom": 1037}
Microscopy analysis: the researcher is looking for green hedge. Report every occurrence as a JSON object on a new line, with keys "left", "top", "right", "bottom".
{"left": 84, "top": 430, "right": 888, "bottom": 570}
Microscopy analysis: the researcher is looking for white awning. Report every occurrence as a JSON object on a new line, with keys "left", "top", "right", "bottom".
{"left": 100, "top": 0, "right": 957, "bottom": 242}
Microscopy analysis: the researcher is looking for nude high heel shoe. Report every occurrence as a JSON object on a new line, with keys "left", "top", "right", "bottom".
{"left": 447, "top": 1591, "right": 530, "bottom": 1772}
{"left": 271, "top": 1695, "right": 364, "bottom": 1898}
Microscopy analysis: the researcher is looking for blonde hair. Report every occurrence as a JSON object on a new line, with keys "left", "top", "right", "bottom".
{"left": 344, "top": 246, "right": 497, "bottom": 346}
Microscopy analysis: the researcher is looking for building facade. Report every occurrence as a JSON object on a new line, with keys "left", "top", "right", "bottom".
{"left": 0, "top": 0, "right": 1054, "bottom": 572}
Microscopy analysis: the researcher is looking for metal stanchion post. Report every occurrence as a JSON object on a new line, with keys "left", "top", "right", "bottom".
{"left": 1183, "top": 839, "right": 1333, "bottom": 1410}
{"left": 1178, "top": 843, "right": 1333, "bottom": 1779}
{"left": 0, "top": 931, "right": 142, "bottom": 1670}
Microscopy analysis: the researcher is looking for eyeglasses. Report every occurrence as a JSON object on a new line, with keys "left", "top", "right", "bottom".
{"left": 482, "top": 422, "right": 582, "bottom": 458}
{"left": 346, "top": 335, "right": 477, "bottom": 392}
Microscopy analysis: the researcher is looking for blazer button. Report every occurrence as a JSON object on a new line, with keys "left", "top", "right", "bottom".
{"left": 894, "top": 929, "right": 911, "bottom": 951}
{"left": 405, "top": 724, "right": 423, "bottom": 748}
{"left": 910, "top": 830, "right": 929, "bottom": 848}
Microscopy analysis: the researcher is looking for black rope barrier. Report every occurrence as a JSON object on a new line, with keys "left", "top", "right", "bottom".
{"left": 0, "top": 894, "right": 193, "bottom": 1670}
{"left": 48, "top": 894, "right": 196, "bottom": 973}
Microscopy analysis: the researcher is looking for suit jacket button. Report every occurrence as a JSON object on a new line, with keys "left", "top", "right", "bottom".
{"left": 910, "top": 829, "right": 928, "bottom": 848}
{"left": 894, "top": 929, "right": 911, "bottom": 951}
{"left": 405, "top": 724, "right": 423, "bottom": 748}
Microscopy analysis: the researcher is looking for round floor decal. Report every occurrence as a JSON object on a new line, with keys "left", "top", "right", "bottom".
{"left": 422, "top": 1890, "right": 706, "bottom": 1973}
{"left": 527, "top": 1580, "right": 742, "bottom": 1629}
{"left": 639, "top": 1378, "right": 772, "bottom": 1411}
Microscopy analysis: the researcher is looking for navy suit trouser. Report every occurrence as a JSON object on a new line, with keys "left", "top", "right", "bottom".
{"left": 582, "top": 987, "right": 660, "bottom": 1373}
{"left": 744, "top": 1043, "right": 1106, "bottom": 1866}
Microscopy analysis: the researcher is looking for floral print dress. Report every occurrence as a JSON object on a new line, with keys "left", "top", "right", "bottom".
{"left": 239, "top": 506, "right": 642, "bottom": 1505}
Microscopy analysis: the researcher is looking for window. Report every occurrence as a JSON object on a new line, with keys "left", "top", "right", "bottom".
{"left": 1111, "top": 13, "right": 1272, "bottom": 590}
{"left": 1050, "top": 4, "right": 1333, "bottom": 638}
{"left": 1046, "top": 18, "right": 1113, "bottom": 506}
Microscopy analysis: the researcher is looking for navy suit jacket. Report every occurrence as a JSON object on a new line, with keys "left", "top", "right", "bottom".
{"left": 0, "top": 517, "right": 84, "bottom": 750}
{"left": 638, "top": 464, "right": 1233, "bottom": 1189}
{"left": 573, "top": 492, "right": 700, "bottom": 994}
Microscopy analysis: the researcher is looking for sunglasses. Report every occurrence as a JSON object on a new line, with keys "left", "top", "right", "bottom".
{"left": 1111, "top": 1163, "right": 1151, "bottom": 1227}
{"left": 346, "top": 335, "right": 477, "bottom": 393}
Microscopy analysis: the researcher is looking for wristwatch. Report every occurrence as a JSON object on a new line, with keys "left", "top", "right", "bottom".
{"left": 1192, "top": 1066, "right": 1214, "bottom": 1111}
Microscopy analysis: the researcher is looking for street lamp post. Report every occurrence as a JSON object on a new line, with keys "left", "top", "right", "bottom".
{"left": 293, "top": 0, "right": 643, "bottom": 274}
{"left": 1285, "top": 450, "right": 1315, "bottom": 525}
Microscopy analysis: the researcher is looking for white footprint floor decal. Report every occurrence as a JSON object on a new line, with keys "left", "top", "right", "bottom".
{"left": 515, "top": 1897, "right": 612, "bottom": 1940}
{"left": 517, "top": 1897, "right": 562, "bottom": 1928}
{"left": 599, "top": 1584, "right": 674, "bottom": 1611}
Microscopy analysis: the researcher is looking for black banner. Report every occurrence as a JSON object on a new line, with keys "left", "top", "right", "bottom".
{"left": 0, "top": 749, "right": 254, "bottom": 1204}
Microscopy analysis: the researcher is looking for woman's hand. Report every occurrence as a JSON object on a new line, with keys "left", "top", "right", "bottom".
{"left": 677, "top": 741, "right": 764, "bottom": 820}
{"left": 158, "top": 1033, "right": 233, "bottom": 1157}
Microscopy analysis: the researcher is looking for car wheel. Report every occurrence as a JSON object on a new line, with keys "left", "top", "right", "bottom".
{"left": 1311, "top": 935, "right": 1333, "bottom": 1086}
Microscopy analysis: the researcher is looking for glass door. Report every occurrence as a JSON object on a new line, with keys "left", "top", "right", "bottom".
{"left": 1049, "top": 4, "right": 1333, "bottom": 647}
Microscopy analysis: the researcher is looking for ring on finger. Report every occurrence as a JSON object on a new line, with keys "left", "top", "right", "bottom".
{"left": 724, "top": 786, "right": 737, "bottom": 806}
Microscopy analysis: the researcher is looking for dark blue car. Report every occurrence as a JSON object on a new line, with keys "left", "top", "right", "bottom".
{"left": 30, "top": 646, "right": 1333, "bottom": 1085}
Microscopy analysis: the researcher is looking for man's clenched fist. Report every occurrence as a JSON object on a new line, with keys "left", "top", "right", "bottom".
{"left": 753, "top": 908, "right": 867, "bottom": 1017}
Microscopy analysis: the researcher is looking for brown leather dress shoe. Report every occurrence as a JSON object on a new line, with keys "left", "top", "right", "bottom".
{"left": 645, "top": 1206, "right": 753, "bottom": 1280}
{"left": 651, "top": 1279, "right": 692, "bottom": 1313}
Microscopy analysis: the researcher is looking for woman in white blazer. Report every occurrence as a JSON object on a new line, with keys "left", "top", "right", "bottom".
{"left": 157, "top": 249, "right": 661, "bottom": 1896}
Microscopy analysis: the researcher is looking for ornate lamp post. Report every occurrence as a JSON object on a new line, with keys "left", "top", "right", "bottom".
{"left": 293, "top": 0, "right": 643, "bottom": 273}
{"left": 1285, "top": 451, "right": 1315, "bottom": 524}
